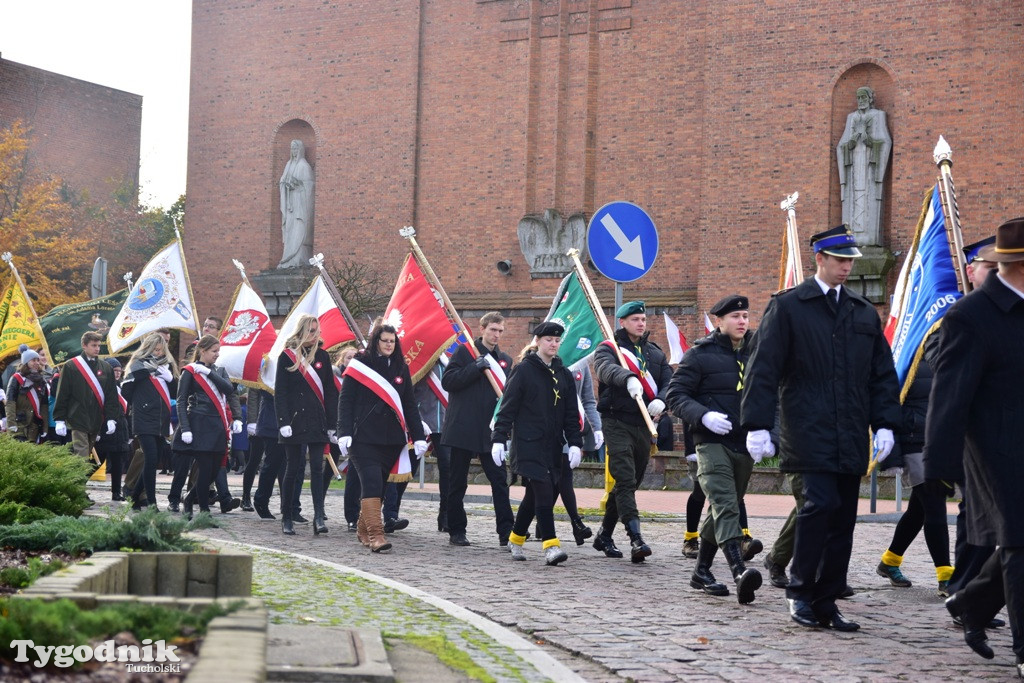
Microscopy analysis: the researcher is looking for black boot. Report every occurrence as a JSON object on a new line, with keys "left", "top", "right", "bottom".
{"left": 282, "top": 513, "right": 295, "bottom": 535}
{"left": 570, "top": 516, "right": 593, "bottom": 546}
{"left": 689, "top": 539, "right": 729, "bottom": 596}
{"left": 625, "top": 519, "right": 652, "bottom": 564}
{"left": 314, "top": 512, "right": 328, "bottom": 535}
{"left": 592, "top": 526, "right": 623, "bottom": 558}
{"left": 723, "top": 539, "right": 762, "bottom": 604}
{"left": 241, "top": 495, "right": 254, "bottom": 512}
{"left": 740, "top": 534, "right": 764, "bottom": 561}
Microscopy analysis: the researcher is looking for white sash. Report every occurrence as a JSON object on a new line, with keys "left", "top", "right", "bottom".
{"left": 70, "top": 355, "right": 105, "bottom": 407}
{"left": 343, "top": 358, "right": 412, "bottom": 481}
{"left": 601, "top": 341, "right": 658, "bottom": 401}
{"left": 483, "top": 352, "right": 507, "bottom": 391}
{"left": 14, "top": 374, "right": 43, "bottom": 420}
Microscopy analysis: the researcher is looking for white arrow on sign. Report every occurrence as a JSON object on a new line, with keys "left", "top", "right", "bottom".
{"left": 599, "top": 213, "right": 645, "bottom": 270}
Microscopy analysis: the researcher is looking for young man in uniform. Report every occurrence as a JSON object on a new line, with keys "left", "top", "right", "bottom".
{"left": 53, "top": 331, "right": 123, "bottom": 460}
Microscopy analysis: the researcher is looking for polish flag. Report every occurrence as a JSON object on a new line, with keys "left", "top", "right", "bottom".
{"left": 662, "top": 312, "right": 689, "bottom": 364}
{"left": 261, "top": 275, "right": 356, "bottom": 389}
{"left": 703, "top": 312, "right": 714, "bottom": 334}
{"left": 218, "top": 282, "right": 277, "bottom": 388}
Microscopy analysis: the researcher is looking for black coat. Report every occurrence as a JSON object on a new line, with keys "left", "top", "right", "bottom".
{"left": 275, "top": 347, "right": 339, "bottom": 445}
{"left": 337, "top": 351, "right": 424, "bottom": 447}
{"left": 740, "top": 278, "right": 900, "bottom": 475}
{"left": 491, "top": 352, "right": 583, "bottom": 481}
{"left": 122, "top": 363, "right": 176, "bottom": 437}
{"left": 440, "top": 339, "right": 513, "bottom": 453}
{"left": 594, "top": 328, "right": 672, "bottom": 427}
{"left": 667, "top": 329, "right": 753, "bottom": 454}
{"left": 923, "top": 274, "right": 1024, "bottom": 547}
{"left": 96, "top": 384, "right": 131, "bottom": 454}
{"left": 172, "top": 364, "right": 241, "bottom": 453}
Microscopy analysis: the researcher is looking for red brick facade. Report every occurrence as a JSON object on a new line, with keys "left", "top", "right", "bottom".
{"left": 0, "top": 57, "right": 142, "bottom": 206}
{"left": 184, "top": 0, "right": 1024, "bottom": 352}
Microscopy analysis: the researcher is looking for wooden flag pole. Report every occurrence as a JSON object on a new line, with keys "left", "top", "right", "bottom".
{"left": 933, "top": 136, "right": 972, "bottom": 295}
{"left": 399, "top": 226, "right": 502, "bottom": 397}
{"left": 780, "top": 191, "right": 804, "bottom": 288}
{"left": 566, "top": 248, "right": 657, "bottom": 441}
{"left": 309, "top": 253, "right": 367, "bottom": 347}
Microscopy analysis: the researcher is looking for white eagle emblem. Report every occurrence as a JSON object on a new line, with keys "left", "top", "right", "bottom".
{"left": 223, "top": 311, "right": 263, "bottom": 345}
{"left": 385, "top": 309, "right": 404, "bottom": 337}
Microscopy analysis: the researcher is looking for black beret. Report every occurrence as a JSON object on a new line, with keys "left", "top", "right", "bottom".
{"left": 709, "top": 295, "right": 749, "bottom": 318}
{"left": 533, "top": 321, "right": 565, "bottom": 338}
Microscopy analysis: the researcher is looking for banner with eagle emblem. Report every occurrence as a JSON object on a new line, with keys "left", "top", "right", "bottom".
{"left": 218, "top": 281, "right": 277, "bottom": 389}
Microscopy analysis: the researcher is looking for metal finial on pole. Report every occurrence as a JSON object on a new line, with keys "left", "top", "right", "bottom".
{"left": 123, "top": 271, "right": 134, "bottom": 292}
{"left": 933, "top": 136, "right": 971, "bottom": 294}
{"left": 232, "top": 259, "right": 252, "bottom": 288}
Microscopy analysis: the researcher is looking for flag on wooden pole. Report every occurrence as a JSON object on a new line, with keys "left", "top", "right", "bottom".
{"left": 662, "top": 312, "right": 689, "bottom": 364}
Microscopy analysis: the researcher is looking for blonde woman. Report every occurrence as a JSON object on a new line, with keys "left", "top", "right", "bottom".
{"left": 274, "top": 314, "right": 338, "bottom": 536}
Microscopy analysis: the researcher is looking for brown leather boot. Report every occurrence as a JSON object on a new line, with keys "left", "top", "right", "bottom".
{"left": 364, "top": 498, "right": 392, "bottom": 553}
{"left": 356, "top": 500, "right": 371, "bottom": 547}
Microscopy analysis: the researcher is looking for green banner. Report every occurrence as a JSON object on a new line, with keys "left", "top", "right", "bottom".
{"left": 545, "top": 273, "right": 603, "bottom": 367}
{"left": 39, "top": 289, "right": 129, "bottom": 365}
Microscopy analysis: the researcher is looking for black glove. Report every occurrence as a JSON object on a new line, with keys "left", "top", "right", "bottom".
{"left": 474, "top": 355, "right": 490, "bottom": 371}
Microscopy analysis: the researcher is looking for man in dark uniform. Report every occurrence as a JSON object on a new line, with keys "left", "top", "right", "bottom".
{"left": 441, "top": 311, "right": 515, "bottom": 547}
{"left": 592, "top": 300, "right": 673, "bottom": 563}
{"left": 668, "top": 294, "right": 764, "bottom": 603}
{"left": 925, "top": 219, "right": 1024, "bottom": 675}
{"left": 741, "top": 225, "right": 901, "bottom": 632}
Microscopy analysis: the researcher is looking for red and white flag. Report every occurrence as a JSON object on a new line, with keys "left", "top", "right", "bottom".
{"left": 382, "top": 254, "right": 457, "bottom": 383}
{"left": 261, "top": 275, "right": 356, "bottom": 389}
{"left": 703, "top": 312, "right": 714, "bottom": 335}
{"left": 218, "top": 281, "right": 277, "bottom": 388}
{"left": 662, "top": 312, "right": 689, "bottom": 364}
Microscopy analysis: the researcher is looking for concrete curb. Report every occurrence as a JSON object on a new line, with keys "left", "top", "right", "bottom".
{"left": 223, "top": 540, "right": 588, "bottom": 683}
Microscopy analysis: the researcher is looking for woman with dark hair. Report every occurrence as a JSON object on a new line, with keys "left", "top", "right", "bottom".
{"left": 172, "top": 334, "right": 242, "bottom": 517}
{"left": 337, "top": 322, "right": 426, "bottom": 553}
{"left": 123, "top": 333, "right": 178, "bottom": 509}
{"left": 274, "top": 314, "right": 338, "bottom": 536}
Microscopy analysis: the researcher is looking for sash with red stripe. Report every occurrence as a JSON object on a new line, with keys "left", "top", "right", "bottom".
{"left": 13, "top": 374, "right": 43, "bottom": 420}
{"left": 116, "top": 387, "right": 128, "bottom": 414}
{"left": 283, "top": 348, "right": 324, "bottom": 408}
{"left": 342, "top": 358, "right": 412, "bottom": 482}
{"left": 599, "top": 340, "right": 658, "bottom": 401}
{"left": 70, "top": 355, "right": 105, "bottom": 408}
{"left": 149, "top": 374, "right": 171, "bottom": 412}
{"left": 185, "top": 364, "right": 230, "bottom": 442}
{"left": 465, "top": 342, "right": 507, "bottom": 392}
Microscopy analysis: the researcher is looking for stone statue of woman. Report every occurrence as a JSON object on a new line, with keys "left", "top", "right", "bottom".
{"left": 837, "top": 86, "right": 891, "bottom": 246}
{"left": 277, "top": 139, "right": 315, "bottom": 269}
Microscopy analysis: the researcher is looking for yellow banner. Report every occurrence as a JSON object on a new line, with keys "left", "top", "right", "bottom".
{"left": 0, "top": 277, "right": 45, "bottom": 361}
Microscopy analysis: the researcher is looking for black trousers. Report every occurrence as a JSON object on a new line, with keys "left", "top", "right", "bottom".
{"left": 343, "top": 467, "right": 361, "bottom": 524}
{"left": 949, "top": 495, "right": 996, "bottom": 594}
{"left": 384, "top": 455, "right": 420, "bottom": 520}
{"left": 513, "top": 473, "right": 557, "bottom": 542}
{"left": 241, "top": 434, "right": 266, "bottom": 501}
{"left": 282, "top": 443, "right": 325, "bottom": 519}
{"left": 350, "top": 442, "right": 400, "bottom": 500}
{"left": 253, "top": 440, "right": 300, "bottom": 514}
{"left": 96, "top": 448, "right": 127, "bottom": 498}
{"left": 447, "top": 446, "right": 514, "bottom": 538}
{"left": 132, "top": 434, "right": 162, "bottom": 507}
{"left": 956, "top": 546, "right": 1024, "bottom": 661}
{"left": 786, "top": 472, "right": 860, "bottom": 613}
{"left": 184, "top": 452, "right": 221, "bottom": 512}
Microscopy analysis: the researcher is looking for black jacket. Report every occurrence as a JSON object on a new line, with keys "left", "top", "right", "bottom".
{"left": 491, "top": 352, "right": 583, "bottom": 481}
{"left": 172, "top": 364, "right": 241, "bottom": 453}
{"left": 740, "top": 278, "right": 900, "bottom": 475}
{"left": 337, "top": 351, "right": 424, "bottom": 447}
{"left": 122, "top": 362, "right": 176, "bottom": 437}
{"left": 275, "top": 347, "right": 339, "bottom": 445}
{"left": 594, "top": 328, "right": 672, "bottom": 427}
{"left": 440, "top": 339, "right": 513, "bottom": 452}
{"left": 924, "top": 274, "right": 1024, "bottom": 547}
{"left": 667, "top": 329, "right": 753, "bottom": 454}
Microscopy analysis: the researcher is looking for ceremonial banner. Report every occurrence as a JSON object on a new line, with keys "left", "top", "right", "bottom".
{"left": 543, "top": 272, "right": 602, "bottom": 367}
{"left": 0, "top": 276, "right": 48, "bottom": 362}
{"left": 662, "top": 312, "right": 689, "bottom": 364}
{"left": 107, "top": 240, "right": 198, "bottom": 353}
{"left": 218, "top": 281, "right": 277, "bottom": 389}
{"left": 39, "top": 289, "right": 128, "bottom": 364}
{"left": 887, "top": 186, "right": 961, "bottom": 399}
{"left": 260, "top": 275, "right": 356, "bottom": 389}
{"left": 703, "top": 312, "right": 714, "bottom": 335}
{"left": 382, "top": 254, "right": 457, "bottom": 383}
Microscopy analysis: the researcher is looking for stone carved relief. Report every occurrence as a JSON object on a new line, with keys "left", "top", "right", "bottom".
{"left": 517, "top": 209, "right": 586, "bottom": 278}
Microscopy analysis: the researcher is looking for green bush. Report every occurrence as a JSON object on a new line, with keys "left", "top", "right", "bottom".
{"left": 0, "top": 555, "right": 66, "bottom": 589}
{"left": 0, "top": 597, "right": 241, "bottom": 663}
{"left": 0, "top": 507, "right": 216, "bottom": 555}
{"left": 0, "top": 436, "right": 92, "bottom": 517}
{"left": 0, "top": 501, "right": 56, "bottom": 525}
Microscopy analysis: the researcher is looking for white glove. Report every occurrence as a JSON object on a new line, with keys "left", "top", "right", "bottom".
{"left": 686, "top": 453, "right": 698, "bottom": 462}
{"left": 746, "top": 429, "right": 771, "bottom": 460}
{"left": 193, "top": 363, "right": 210, "bottom": 376}
{"left": 182, "top": 431, "right": 193, "bottom": 444}
{"left": 593, "top": 430, "right": 604, "bottom": 450}
{"left": 231, "top": 420, "right": 242, "bottom": 434}
{"left": 7, "top": 425, "right": 17, "bottom": 434}
{"left": 491, "top": 442, "right": 506, "bottom": 466}
{"left": 327, "top": 429, "right": 338, "bottom": 444}
{"left": 873, "top": 428, "right": 895, "bottom": 462}
{"left": 625, "top": 377, "right": 643, "bottom": 400}
{"left": 701, "top": 411, "right": 733, "bottom": 435}
{"left": 106, "top": 419, "right": 116, "bottom": 435}
{"left": 246, "top": 422, "right": 257, "bottom": 436}
{"left": 568, "top": 445, "right": 582, "bottom": 469}
{"left": 55, "top": 421, "right": 67, "bottom": 437}
{"left": 647, "top": 398, "right": 666, "bottom": 418}
{"left": 279, "top": 425, "right": 292, "bottom": 439}
{"left": 0, "top": 389, "right": 6, "bottom": 402}
{"left": 413, "top": 440, "right": 428, "bottom": 458}
{"left": 156, "top": 365, "right": 173, "bottom": 382}
{"left": 764, "top": 440, "right": 776, "bottom": 457}
{"left": 421, "top": 420, "right": 432, "bottom": 437}
{"left": 339, "top": 435, "right": 352, "bottom": 456}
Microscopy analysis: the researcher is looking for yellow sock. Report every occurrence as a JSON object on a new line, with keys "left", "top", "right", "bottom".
{"left": 684, "top": 531, "right": 699, "bottom": 541}
{"left": 936, "top": 565, "right": 954, "bottom": 582}
{"left": 742, "top": 528, "right": 751, "bottom": 537}
{"left": 881, "top": 549, "right": 903, "bottom": 567}
{"left": 509, "top": 531, "right": 527, "bottom": 546}
{"left": 542, "top": 538, "right": 561, "bottom": 549}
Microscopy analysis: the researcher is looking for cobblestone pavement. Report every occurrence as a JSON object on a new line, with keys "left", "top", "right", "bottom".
{"left": 186, "top": 483, "right": 1012, "bottom": 682}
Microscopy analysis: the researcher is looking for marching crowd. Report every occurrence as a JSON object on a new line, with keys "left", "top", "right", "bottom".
{"left": 2, "top": 220, "right": 1023, "bottom": 676}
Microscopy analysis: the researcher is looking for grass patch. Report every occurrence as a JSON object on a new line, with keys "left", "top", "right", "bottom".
{"left": 389, "top": 633, "right": 496, "bottom": 683}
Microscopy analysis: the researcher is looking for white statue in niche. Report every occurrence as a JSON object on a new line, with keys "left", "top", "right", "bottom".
{"left": 278, "top": 139, "right": 315, "bottom": 269}
{"left": 837, "top": 86, "right": 891, "bottom": 246}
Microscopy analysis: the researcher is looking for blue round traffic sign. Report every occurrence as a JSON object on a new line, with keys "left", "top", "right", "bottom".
{"left": 586, "top": 201, "right": 659, "bottom": 283}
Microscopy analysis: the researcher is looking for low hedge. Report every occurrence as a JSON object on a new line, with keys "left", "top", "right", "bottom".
{"left": 0, "top": 436, "right": 92, "bottom": 518}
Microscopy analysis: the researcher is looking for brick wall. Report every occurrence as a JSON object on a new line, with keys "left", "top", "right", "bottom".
{"left": 185, "top": 0, "right": 1024, "bottom": 355}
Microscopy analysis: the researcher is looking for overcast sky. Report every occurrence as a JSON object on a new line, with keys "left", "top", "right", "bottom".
{"left": 0, "top": 0, "right": 192, "bottom": 209}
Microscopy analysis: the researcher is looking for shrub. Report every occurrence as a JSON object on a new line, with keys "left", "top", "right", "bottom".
{"left": 0, "top": 555, "right": 66, "bottom": 589}
{"left": 0, "top": 507, "right": 217, "bottom": 555}
{"left": 0, "top": 501, "right": 56, "bottom": 525}
{"left": 0, "top": 436, "right": 92, "bottom": 517}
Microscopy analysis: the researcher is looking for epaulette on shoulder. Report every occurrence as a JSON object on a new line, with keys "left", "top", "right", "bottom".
{"left": 773, "top": 286, "right": 795, "bottom": 297}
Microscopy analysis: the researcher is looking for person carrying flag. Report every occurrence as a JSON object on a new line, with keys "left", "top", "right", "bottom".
{"left": 52, "top": 331, "right": 123, "bottom": 461}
